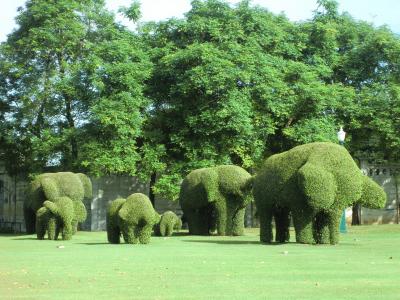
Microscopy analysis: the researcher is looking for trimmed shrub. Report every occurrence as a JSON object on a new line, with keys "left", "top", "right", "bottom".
{"left": 154, "top": 211, "right": 182, "bottom": 237}
{"left": 179, "top": 165, "right": 252, "bottom": 236}
{"left": 106, "top": 193, "right": 158, "bottom": 244}
{"left": 253, "top": 142, "right": 387, "bottom": 245}
{"left": 24, "top": 172, "right": 92, "bottom": 236}
{"left": 36, "top": 197, "right": 74, "bottom": 240}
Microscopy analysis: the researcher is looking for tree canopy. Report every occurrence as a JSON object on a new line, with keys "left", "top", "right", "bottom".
{"left": 0, "top": 0, "right": 151, "bottom": 176}
{"left": 1, "top": 0, "right": 399, "bottom": 200}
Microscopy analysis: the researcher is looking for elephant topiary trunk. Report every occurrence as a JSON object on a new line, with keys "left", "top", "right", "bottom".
{"left": 253, "top": 142, "right": 386, "bottom": 245}
{"left": 106, "top": 193, "right": 159, "bottom": 244}
{"left": 179, "top": 165, "right": 253, "bottom": 236}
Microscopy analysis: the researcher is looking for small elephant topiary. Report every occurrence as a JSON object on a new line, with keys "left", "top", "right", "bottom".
{"left": 179, "top": 165, "right": 253, "bottom": 236}
{"left": 24, "top": 172, "right": 92, "bottom": 236}
{"left": 106, "top": 193, "right": 159, "bottom": 244}
{"left": 154, "top": 211, "right": 182, "bottom": 237}
{"left": 36, "top": 197, "right": 75, "bottom": 240}
{"left": 253, "top": 142, "right": 386, "bottom": 245}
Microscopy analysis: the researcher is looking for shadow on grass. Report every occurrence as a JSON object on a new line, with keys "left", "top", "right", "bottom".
{"left": 0, "top": 234, "right": 26, "bottom": 238}
{"left": 182, "top": 239, "right": 260, "bottom": 245}
{"left": 183, "top": 239, "right": 301, "bottom": 246}
{"left": 11, "top": 236, "right": 38, "bottom": 240}
{"left": 77, "top": 242, "right": 110, "bottom": 245}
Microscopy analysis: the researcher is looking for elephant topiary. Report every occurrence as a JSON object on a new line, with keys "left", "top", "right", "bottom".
{"left": 154, "top": 211, "right": 182, "bottom": 237}
{"left": 24, "top": 172, "right": 92, "bottom": 236}
{"left": 36, "top": 197, "right": 75, "bottom": 240}
{"left": 253, "top": 142, "right": 386, "bottom": 245}
{"left": 106, "top": 193, "right": 159, "bottom": 244}
{"left": 179, "top": 165, "right": 253, "bottom": 236}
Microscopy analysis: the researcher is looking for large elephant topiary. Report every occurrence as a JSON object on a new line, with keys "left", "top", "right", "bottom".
{"left": 179, "top": 165, "right": 253, "bottom": 236}
{"left": 24, "top": 172, "right": 92, "bottom": 236}
{"left": 253, "top": 142, "right": 386, "bottom": 245}
{"left": 106, "top": 193, "right": 159, "bottom": 244}
{"left": 154, "top": 211, "right": 182, "bottom": 237}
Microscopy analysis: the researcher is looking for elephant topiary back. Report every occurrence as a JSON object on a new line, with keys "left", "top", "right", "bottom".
{"left": 107, "top": 193, "right": 158, "bottom": 244}
{"left": 154, "top": 211, "right": 182, "bottom": 237}
{"left": 253, "top": 142, "right": 386, "bottom": 245}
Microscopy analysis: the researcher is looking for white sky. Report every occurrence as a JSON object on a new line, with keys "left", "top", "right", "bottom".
{"left": 1, "top": 0, "right": 400, "bottom": 42}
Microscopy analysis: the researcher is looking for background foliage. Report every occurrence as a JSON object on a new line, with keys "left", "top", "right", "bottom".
{"left": 1, "top": 0, "right": 399, "bottom": 201}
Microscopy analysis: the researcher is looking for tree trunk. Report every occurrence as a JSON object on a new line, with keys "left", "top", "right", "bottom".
{"left": 64, "top": 95, "right": 78, "bottom": 161}
{"left": 149, "top": 172, "right": 157, "bottom": 207}
{"left": 351, "top": 203, "right": 361, "bottom": 225}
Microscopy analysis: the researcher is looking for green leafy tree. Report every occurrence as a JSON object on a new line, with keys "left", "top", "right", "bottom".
{"left": 142, "top": 0, "right": 354, "bottom": 199}
{"left": 301, "top": 0, "right": 400, "bottom": 224}
{"left": 0, "top": 0, "right": 152, "bottom": 179}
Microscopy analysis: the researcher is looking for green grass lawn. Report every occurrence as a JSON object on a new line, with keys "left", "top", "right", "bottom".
{"left": 1, "top": 225, "right": 399, "bottom": 300}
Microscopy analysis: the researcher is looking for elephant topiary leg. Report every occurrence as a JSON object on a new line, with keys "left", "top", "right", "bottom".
{"left": 36, "top": 207, "right": 50, "bottom": 240}
{"left": 122, "top": 225, "right": 138, "bottom": 244}
{"left": 328, "top": 211, "right": 342, "bottom": 245}
{"left": 138, "top": 224, "right": 153, "bottom": 244}
{"left": 47, "top": 216, "right": 58, "bottom": 240}
{"left": 208, "top": 205, "right": 217, "bottom": 233}
{"left": 292, "top": 209, "right": 314, "bottom": 244}
{"left": 54, "top": 224, "right": 61, "bottom": 240}
{"left": 274, "top": 208, "right": 290, "bottom": 243}
{"left": 164, "top": 225, "right": 173, "bottom": 237}
{"left": 215, "top": 201, "right": 227, "bottom": 236}
{"left": 231, "top": 207, "right": 245, "bottom": 236}
{"left": 61, "top": 222, "right": 73, "bottom": 240}
{"left": 259, "top": 210, "right": 273, "bottom": 243}
{"left": 313, "top": 212, "right": 330, "bottom": 244}
{"left": 186, "top": 209, "right": 209, "bottom": 235}
{"left": 71, "top": 220, "right": 78, "bottom": 235}
{"left": 107, "top": 223, "right": 121, "bottom": 244}
{"left": 159, "top": 222, "right": 171, "bottom": 237}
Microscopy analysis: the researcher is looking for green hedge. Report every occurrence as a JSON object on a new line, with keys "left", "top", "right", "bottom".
{"left": 179, "top": 165, "right": 252, "bottom": 236}
{"left": 106, "top": 193, "right": 158, "bottom": 244}
{"left": 36, "top": 197, "right": 74, "bottom": 240}
{"left": 154, "top": 211, "right": 182, "bottom": 237}
{"left": 253, "top": 142, "right": 386, "bottom": 245}
{"left": 24, "top": 172, "right": 92, "bottom": 240}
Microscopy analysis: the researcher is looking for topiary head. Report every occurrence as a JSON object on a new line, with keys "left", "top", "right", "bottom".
{"left": 357, "top": 176, "right": 386, "bottom": 209}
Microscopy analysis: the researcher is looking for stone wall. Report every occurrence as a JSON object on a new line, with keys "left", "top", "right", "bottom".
{"left": 86, "top": 175, "right": 182, "bottom": 231}
{"left": 0, "top": 166, "right": 28, "bottom": 232}
{"left": 359, "top": 161, "right": 400, "bottom": 224}
{"left": 86, "top": 175, "right": 149, "bottom": 231}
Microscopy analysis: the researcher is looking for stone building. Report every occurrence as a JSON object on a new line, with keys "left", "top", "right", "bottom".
{"left": 0, "top": 163, "right": 28, "bottom": 232}
{"left": 359, "top": 161, "right": 400, "bottom": 224}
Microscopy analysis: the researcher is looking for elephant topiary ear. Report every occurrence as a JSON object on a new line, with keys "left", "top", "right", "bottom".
{"left": 77, "top": 173, "right": 93, "bottom": 199}
{"left": 73, "top": 201, "right": 87, "bottom": 222}
{"left": 41, "top": 177, "right": 59, "bottom": 201}
{"left": 297, "top": 163, "right": 337, "bottom": 210}
{"left": 359, "top": 176, "right": 386, "bottom": 209}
